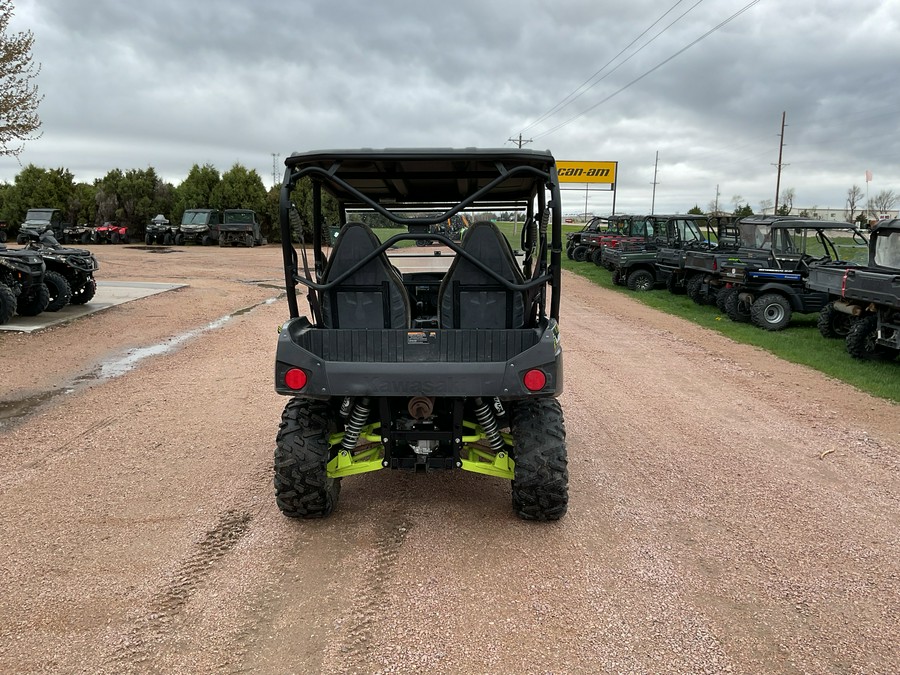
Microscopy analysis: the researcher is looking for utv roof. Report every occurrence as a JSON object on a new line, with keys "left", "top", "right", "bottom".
{"left": 739, "top": 216, "right": 855, "bottom": 228}
{"left": 283, "top": 147, "right": 557, "bottom": 208}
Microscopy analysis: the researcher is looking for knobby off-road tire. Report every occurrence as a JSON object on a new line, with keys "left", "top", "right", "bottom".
{"left": 566, "top": 246, "right": 574, "bottom": 260}
{"left": 43, "top": 270, "right": 72, "bottom": 312}
{"left": 145, "top": 233, "right": 153, "bottom": 245}
{"left": 510, "top": 398, "right": 568, "bottom": 521}
{"left": 750, "top": 293, "right": 792, "bottom": 331}
{"left": 686, "top": 274, "right": 705, "bottom": 305}
{"left": 665, "top": 273, "right": 685, "bottom": 295}
{"left": 627, "top": 269, "right": 655, "bottom": 292}
{"left": 818, "top": 302, "right": 856, "bottom": 339}
{"left": 845, "top": 314, "right": 898, "bottom": 361}
{"left": 70, "top": 277, "right": 96, "bottom": 305}
{"left": 572, "top": 245, "right": 588, "bottom": 262}
{"left": 725, "top": 288, "right": 752, "bottom": 323}
{"left": 591, "top": 248, "right": 604, "bottom": 266}
{"left": 716, "top": 286, "right": 733, "bottom": 312}
{"left": 274, "top": 398, "right": 340, "bottom": 518}
{"left": 611, "top": 269, "right": 626, "bottom": 286}
{"left": 0, "top": 283, "right": 16, "bottom": 324}
{"left": 16, "top": 283, "right": 50, "bottom": 316}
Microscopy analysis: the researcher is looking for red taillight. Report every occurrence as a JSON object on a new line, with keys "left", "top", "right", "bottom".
{"left": 285, "top": 368, "right": 307, "bottom": 390}
{"left": 523, "top": 369, "right": 547, "bottom": 391}
{"left": 712, "top": 260, "right": 718, "bottom": 271}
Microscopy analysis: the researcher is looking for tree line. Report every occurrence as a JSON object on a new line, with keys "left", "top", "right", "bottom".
{"left": 0, "top": 162, "right": 339, "bottom": 242}
{"left": 696, "top": 186, "right": 898, "bottom": 225}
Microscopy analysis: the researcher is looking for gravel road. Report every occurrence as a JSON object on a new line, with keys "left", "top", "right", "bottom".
{"left": 1, "top": 244, "right": 897, "bottom": 674}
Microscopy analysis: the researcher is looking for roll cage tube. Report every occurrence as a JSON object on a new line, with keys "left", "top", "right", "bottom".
{"left": 279, "top": 160, "right": 563, "bottom": 321}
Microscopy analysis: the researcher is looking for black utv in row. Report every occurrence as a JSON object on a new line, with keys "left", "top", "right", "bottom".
{"left": 807, "top": 219, "right": 899, "bottom": 360}
{"left": 273, "top": 148, "right": 567, "bottom": 521}
{"left": 711, "top": 217, "right": 868, "bottom": 330}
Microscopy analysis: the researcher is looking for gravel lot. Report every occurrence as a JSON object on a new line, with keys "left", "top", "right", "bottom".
{"left": 1, "top": 244, "right": 898, "bottom": 674}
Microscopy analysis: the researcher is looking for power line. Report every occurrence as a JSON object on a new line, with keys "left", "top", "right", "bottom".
{"left": 518, "top": 0, "right": 699, "bottom": 136}
{"left": 531, "top": 0, "right": 762, "bottom": 141}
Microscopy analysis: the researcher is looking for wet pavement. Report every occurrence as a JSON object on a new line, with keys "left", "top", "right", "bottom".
{"left": 0, "top": 281, "right": 186, "bottom": 333}
{"left": 0, "top": 292, "right": 282, "bottom": 428}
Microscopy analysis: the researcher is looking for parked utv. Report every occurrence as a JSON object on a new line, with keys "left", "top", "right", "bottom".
{"left": 22, "top": 230, "right": 99, "bottom": 309}
{"left": 806, "top": 219, "right": 899, "bottom": 360}
{"left": 0, "top": 242, "right": 48, "bottom": 324}
{"left": 607, "top": 214, "right": 713, "bottom": 291}
{"left": 588, "top": 215, "right": 653, "bottom": 268}
{"left": 566, "top": 215, "right": 616, "bottom": 261}
{"left": 145, "top": 214, "right": 178, "bottom": 245}
{"left": 178, "top": 208, "right": 221, "bottom": 245}
{"left": 716, "top": 217, "right": 868, "bottom": 330}
{"left": 273, "top": 148, "right": 567, "bottom": 521}
{"left": 16, "top": 208, "right": 65, "bottom": 244}
{"left": 655, "top": 215, "right": 730, "bottom": 295}
{"left": 680, "top": 217, "right": 794, "bottom": 307}
{"left": 220, "top": 209, "right": 265, "bottom": 247}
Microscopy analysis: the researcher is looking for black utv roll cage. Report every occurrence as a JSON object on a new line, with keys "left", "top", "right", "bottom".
{"left": 277, "top": 149, "right": 562, "bottom": 324}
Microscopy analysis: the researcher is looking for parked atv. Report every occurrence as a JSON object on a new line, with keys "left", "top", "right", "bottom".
{"left": 22, "top": 230, "right": 99, "bottom": 309}
{"left": 0, "top": 242, "right": 48, "bottom": 324}
{"left": 220, "top": 209, "right": 265, "bottom": 247}
{"left": 273, "top": 147, "right": 567, "bottom": 521}
{"left": 145, "top": 214, "right": 178, "bottom": 245}
{"left": 806, "top": 219, "right": 899, "bottom": 359}
{"left": 62, "top": 223, "right": 95, "bottom": 245}
{"left": 93, "top": 222, "right": 130, "bottom": 244}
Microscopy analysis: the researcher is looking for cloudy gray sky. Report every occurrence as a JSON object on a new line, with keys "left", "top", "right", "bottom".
{"left": 4, "top": 0, "right": 900, "bottom": 217}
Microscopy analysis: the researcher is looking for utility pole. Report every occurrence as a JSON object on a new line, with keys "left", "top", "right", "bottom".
{"left": 272, "top": 153, "right": 280, "bottom": 189}
{"left": 714, "top": 184, "right": 720, "bottom": 214}
{"left": 773, "top": 112, "right": 788, "bottom": 214}
{"left": 507, "top": 134, "right": 532, "bottom": 235}
{"left": 507, "top": 133, "right": 532, "bottom": 149}
{"left": 650, "top": 151, "right": 659, "bottom": 215}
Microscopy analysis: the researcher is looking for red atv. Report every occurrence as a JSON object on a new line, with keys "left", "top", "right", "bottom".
{"left": 93, "top": 222, "right": 130, "bottom": 244}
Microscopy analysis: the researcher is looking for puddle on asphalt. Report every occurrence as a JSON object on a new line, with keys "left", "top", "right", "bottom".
{"left": 0, "top": 294, "right": 284, "bottom": 428}
{"left": 128, "top": 246, "right": 181, "bottom": 254}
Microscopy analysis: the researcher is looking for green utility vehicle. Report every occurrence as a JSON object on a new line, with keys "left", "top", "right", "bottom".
{"left": 220, "top": 209, "right": 265, "bottom": 247}
{"left": 177, "top": 208, "right": 221, "bottom": 245}
{"left": 607, "top": 214, "right": 714, "bottom": 291}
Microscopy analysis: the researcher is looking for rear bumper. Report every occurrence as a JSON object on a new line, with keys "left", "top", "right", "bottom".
{"left": 275, "top": 318, "right": 563, "bottom": 399}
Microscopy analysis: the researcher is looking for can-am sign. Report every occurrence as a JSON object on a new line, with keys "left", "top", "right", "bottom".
{"left": 557, "top": 161, "right": 616, "bottom": 184}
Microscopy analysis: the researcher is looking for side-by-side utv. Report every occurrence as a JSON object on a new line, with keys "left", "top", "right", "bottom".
{"left": 272, "top": 148, "right": 568, "bottom": 521}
